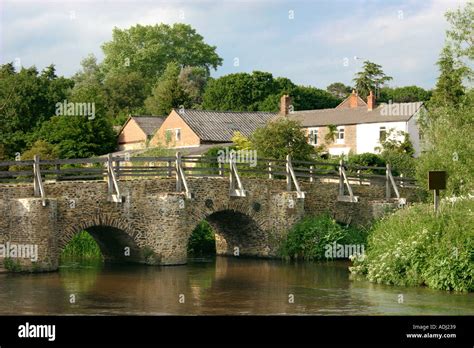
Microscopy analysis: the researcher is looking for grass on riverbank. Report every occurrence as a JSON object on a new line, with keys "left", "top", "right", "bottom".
{"left": 350, "top": 200, "right": 474, "bottom": 292}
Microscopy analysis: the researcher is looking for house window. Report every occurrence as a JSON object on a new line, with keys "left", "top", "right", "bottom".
{"left": 175, "top": 128, "right": 181, "bottom": 141}
{"left": 336, "top": 126, "right": 345, "bottom": 144}
{"left": 308, "top": 127, "right": 318, "bottom": 145}
{"left": 379, "top": 127, "right": 387, "bottom": 142}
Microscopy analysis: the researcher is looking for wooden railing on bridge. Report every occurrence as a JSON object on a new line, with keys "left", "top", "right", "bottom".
{"left": 0, "top": 153, "right": 416, "bottom": 204}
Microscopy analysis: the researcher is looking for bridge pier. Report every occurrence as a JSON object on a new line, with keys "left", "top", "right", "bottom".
{"left": 0, "top": 198, "right": 59, "bottom": 272}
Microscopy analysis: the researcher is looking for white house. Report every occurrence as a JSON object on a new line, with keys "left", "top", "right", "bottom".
{"left": 280, "top": 91, "right": 424, "bottom": 157}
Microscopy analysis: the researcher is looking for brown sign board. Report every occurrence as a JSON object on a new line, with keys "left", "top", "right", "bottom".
{"left": 428, "top": 171, "right": 447, "bottom": 190}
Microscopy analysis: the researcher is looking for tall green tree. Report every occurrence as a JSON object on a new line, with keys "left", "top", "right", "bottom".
{"left": 36, "top": 78, "right": 116, "bottom": 158}
{"left": 177, "top": 66, "right": 208, "bottom": 108}
{"left": 353, "top": 61, "right": 392, "bottom": 99}
{"left": 430, "top": 46, "right": 466, "bottom": 107}
{"left": 378, "top": 86, "right": 432, "bottom": 103}
{"left": 145, "top": 62, "right": 190, "bottom": 116}
{"left": 445, "top": 1, "right": 474, "bottom": 77}
{"left": 416, "top": 3, "right": 474, "bottom": 196}
{"left": 103, "top": 71, "right": 147, "bottom": 123}
{"left": 326, "top": 82, "right": 352, "bottom": 99}
{"left": 0, "top": 64, "right": 73, "bottom": 157}
{"left": 291, "top": 86, "right": 340, "bottom": 110}
{"left": 202, "top": 71, "right": 277, "bottom": 111}
{"left": 101, "top": 24, "right": 222, "bottom": 88}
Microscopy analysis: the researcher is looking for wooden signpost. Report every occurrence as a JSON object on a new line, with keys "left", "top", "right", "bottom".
{"left": 428, "top": 171, "right": 446, "bottom": 215}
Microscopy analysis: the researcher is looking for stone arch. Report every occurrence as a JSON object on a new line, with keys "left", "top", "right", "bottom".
{"left": 187, "top": 201, "right": 271, "bottom": 258}
{"left": 59, "top": 214, "right": 144, "bottom": 264}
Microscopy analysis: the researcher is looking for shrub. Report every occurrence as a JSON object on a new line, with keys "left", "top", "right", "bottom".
{"left": 61, "top": 231, "right": 103, "bottom": 261}
{"left": 350, "top": 200, "right": 474, "bottom": 292}
{"left": 3, "top": 258, "right": 22, "bottom": 272}
{"left": 188, "top": 220, "right": 216, "bottom": 256}
{"left": 280, "top": 214, "right": 367, "bottom": 260}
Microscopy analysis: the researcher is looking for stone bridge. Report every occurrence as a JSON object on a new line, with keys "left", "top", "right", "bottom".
{"left": 0, "top": 174, "right": 419, "bottom": 272}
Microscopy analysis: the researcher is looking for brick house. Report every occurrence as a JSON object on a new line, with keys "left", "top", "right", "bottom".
{"left": 281, "top": 92, "right": 424, "bottom": 157}
{"left": 151, "top": 108, "right": 276, "bottom": 148}
{"left": 117, "top": 115, "right": 164, "bottom": 151}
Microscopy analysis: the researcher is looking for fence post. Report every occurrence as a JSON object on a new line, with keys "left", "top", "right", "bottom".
{"left": 219, "top": 160, "right": 224, "bottom": 177}
{"left": 385, "top": 163, "right": 391, "bottom": 199}
{"left": 338, "top": 159, "right": 344, "bottom": 196}
{"left": 167, "top": 160, "right": 172, "bottom": 178}
{"left": 286, "top": 155, "right": 291, "bottom": 191}
{"left": 115, "top": 159, "right": 120, "bottom": 180}
{"left": 33, "top": 155, "right": 40, "bottom": 196}
{"left": 268, "top": 161, "right": 273, "bottom": 180}
{"left": 55, "top": 163, "right": 61, "bottom": 182}
{"left": 176, "top": 152, "right": 182, "bottom": 192}
{"left": 309, "top": 165, "right": 314, "bottom": 183}
{"left": 357, "top": 169, "right": 361, "bottom": 185}
{"left": 107, "top": 153, "right": 113, "bottom": 195}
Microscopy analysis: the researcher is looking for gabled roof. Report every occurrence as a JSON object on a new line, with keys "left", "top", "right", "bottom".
{"left": 175, "top": 109, "right": 277, "bottom": 142}
{"left": 120, "top": 115, "right": 164, "bottom": 136}
{"left": 335, "top": 94, "right": 367, "bottom": 109}
{"left": 286, "top": 102, "right": 424, "bottom": 127}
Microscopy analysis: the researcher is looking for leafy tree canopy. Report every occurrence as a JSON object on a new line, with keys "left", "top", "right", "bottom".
{"left": 353, "top": 60, "right": 392, "bottom": 99}
{"left": 101, "top": 23, "right": 222, "bottom": 88}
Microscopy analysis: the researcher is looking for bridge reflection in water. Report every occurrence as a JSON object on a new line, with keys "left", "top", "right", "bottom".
{"left": 0, "top": 257, "right": 472, "bottom": 315}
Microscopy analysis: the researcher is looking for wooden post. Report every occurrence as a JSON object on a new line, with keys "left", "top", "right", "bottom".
{"left": 55, "top": 163, "right": 61, "bottom": 182}
{"left": 107, "top": 153, "right": 113, "bottom": 195}
{"left": 434, "top": 189, "right": 440, "bottom": 215}
{"left": 357, "top": 169, "right": 361, "bottom": 185}
{"left": 167, "top": 160, "right": 172, "bottom": 178}
{"left": 385, "top": 163, "right": 391, "bottom": 199}
{"left": 286, "top": 155, "right": 291, "bottom": 191}
{"left": 33, "top": 155, "right": 40, "bottom": 196}
{"left": 219, "top": 160, "right": 224, "bottom": 177}
{"left": 115, "top": 159, "right": 120, "bottom": 180}
{"left": 309, "top": 165, "right": 314, "bottom": 183}
{"left": 338, "top": 159, "right": 344, "bottom": 197}
{"left": 268, "top": 161, "right": 273, "bottom": 180}
{"left": 176, "top": 152, "right": 182, "bottom": 192}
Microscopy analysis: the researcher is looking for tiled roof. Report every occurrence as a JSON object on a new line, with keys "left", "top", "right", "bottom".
{"left": 175, "top": 109, "right": 277, "bottom": 142}
{"left": 131, "top": 116, "right": 165, "bottom": 136}
{"left": 285, "top": 102, "right": 424, "bottom": 127}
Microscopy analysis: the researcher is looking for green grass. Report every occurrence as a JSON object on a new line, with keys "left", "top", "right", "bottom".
{"left": 350, "top": 200, "right": 474, "bottom": 292}
{"left": 60, "top": 231, "right": 103, "bottom": 262}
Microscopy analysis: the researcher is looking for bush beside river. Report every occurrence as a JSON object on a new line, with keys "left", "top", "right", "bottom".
{"left": 350, "top": 200, "right": 473, "bottom": 292}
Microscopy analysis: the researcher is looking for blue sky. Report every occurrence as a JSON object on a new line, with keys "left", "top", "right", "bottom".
{"left": 0, "top": 0, "right": 467, "bottom": 89}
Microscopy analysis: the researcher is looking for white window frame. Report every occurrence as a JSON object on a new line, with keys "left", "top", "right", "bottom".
{"left": 175, "top": 128, "right": 181, "bottom": 141}
{"left": 379, "top": 126, "right": 387, "bottom": 143}
{"left": 308, "top": 127, "right": 318, "bottom": 145}
{"left": 336, "top": 126, "right": 345, "bottom": 144}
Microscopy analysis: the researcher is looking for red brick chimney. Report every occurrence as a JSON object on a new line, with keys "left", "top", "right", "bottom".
{"left": 367, "top": 90, "right": 376, "bottom": 111}
{"left": 349, "top": 90, "right": 359, "bottom": 108}
{"left": 280, "top": 94, "right": 292, "bottom": 115}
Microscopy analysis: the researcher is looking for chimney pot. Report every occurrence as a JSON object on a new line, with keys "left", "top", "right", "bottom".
{"left": 349, "top": 90, "right": 359, "bottom": 108}
{"left": 367, "top": 90, "right": 376, "bottom": 111}
{"left": 280, "top": 94, "right": 292, "bottom": 115}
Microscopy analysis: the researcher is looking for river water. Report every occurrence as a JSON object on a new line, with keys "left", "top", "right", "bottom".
{"left": 0, "top": 257, "right": 472, "bottom": 315}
